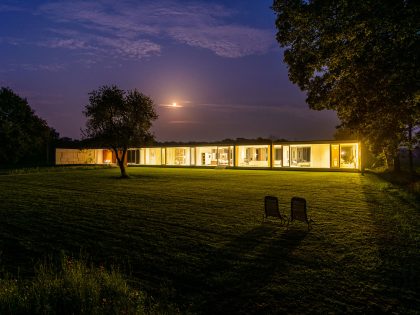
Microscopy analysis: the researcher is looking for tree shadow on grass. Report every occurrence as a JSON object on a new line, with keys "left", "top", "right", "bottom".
{"left": 360, "top": 175, "right": 420, "bottom": 313}
{"left": 184, "top": 224, "right": 307, "bottom": 314}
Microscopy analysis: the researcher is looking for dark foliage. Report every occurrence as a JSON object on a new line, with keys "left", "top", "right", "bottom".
{"left": 273, "top": 0, "right": 420, "bottom": 171}
{"left": 0, "top": 87, "right": 58, "bottom": 167}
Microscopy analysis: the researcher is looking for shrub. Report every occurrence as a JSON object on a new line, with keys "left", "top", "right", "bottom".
{"left": 0, "top": 257, "right": 146, "bottom": 315}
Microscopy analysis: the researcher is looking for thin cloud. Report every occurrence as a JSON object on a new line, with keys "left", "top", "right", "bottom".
{"left": 41, "top": 38, "right": 88, "bottom": 50}
{"left": 39, "top": 33, "right": 160, "bottom": 60}
{"left": 0, "top": 37, "right": 25, "bottom": 46}
{"left": 159, "top": 104, "right": 184, "bottom": 108}
{"left": 177, "top": 102, "right": 324, "bottom": 118}
{"left": 169, "top": 120, "right": 201, "bottom": 124}
{"left": 169, "top": 25, "right": 274, "bottom": 58}
{"left": 18, "top": 63, "right": 66, "bottom": 72}
{"left": 160, "top": 101, "right": 302, "bottom": 113}
{"left": 0, "top": 4, "right": 25, "bottom": 12}
{"left": 36, "top": 0, "right": 274, "bottom": 60}
{"left": 98, "top": 37, "right": 161, "bottom": 59}
{"left": 39, "top": 1, "right": 160, "bottom": 37}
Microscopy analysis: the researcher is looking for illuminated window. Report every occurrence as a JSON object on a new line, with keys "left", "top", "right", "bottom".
{"left": 310, "top": 144, "right": 330, "bottom": 168}
{"left": 161, "top": 148, "right": 166, "bottom": 165}
{"left": 283, "top": 145, "right": 290, "bottom": 166}
{"left": 290, "top": 146, "right": 311, "bottom": 167}
{"left": 331, "top": 145, "right": 340, "bottom": 168}
{"left": 217, "top": 146, "right": 233, "bottom": 166}
{"left": 340, "top": 143, "right": 358, "bottom": 169}
{"left": 196, "top": 146, "right": 218, "bottom": 166}
{"left": 166, "top": 147, "right": 190, "bottom": 165}
{"left": 273, "top": 145, "right": 282, "bottom": 167}
{"left": 237, "top": 145, "right": 269, "bottom": 167}
{"left": 175, "top": 148, "right": 186, "bottom": 165}
{"left": 127, "top": 149, "right": 140, "bottom": 164}
{"left": 190, "top": 148, "right": 196, "bottom": 165}
{"left": 145, "top": 148, "right": 162, "bottom": 165}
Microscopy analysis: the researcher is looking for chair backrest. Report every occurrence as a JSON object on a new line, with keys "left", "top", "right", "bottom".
{"left": 291, "top": 197, "right": 308, "bottom": 222}
{"left": 264, "top": 196, "right": 281, "bottom": 218}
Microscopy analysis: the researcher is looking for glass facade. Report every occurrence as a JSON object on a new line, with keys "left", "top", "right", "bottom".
{"left": 127, "top": 149, "right": 140, "bottom": 164}
{"left": 236, "top": 145, "right": 270, "bottom": 167}
{"left": 283, "top": 145, "right": 290, "bottom": 167}
{"left": 190, "top": 148, "right": 196, "bottom": 166}
{"left": 290, "top": 145, "right": 311, "bottom": 167}
{"left": 273, "top": 145, "right": 282, "bottom": 167}
{"left": 196, "top": 146, "right": 218, "bottom": 166}
{"left": 218, "top": 146, "right": 233, "bottom": 166}
{"left": 144, "top": 148, "right": 162, "bottom": 165}
{"left": 340, "top": 143, "right": 358, "bottom": 169}
{"left": 165, "top": 147, "right": 191, "bottom": 165}
{"left": 331, "top": 143, "right": 359, "bottom": 169}
{"left": 310, "top": 144, "right": 330, "bottom": 168}
{"left": 57, "top": 142, "right": 360, "bottom": 171}
{"left": 274, "top": 144, "right": 331, "bottom": 168}
{"left": 331, "top": 144, "right": 340, "bottom": 168}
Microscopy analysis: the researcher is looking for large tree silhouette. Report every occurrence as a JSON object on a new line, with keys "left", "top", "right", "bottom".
{"left": 273, "top": 0, "right": 419, "bottom": 171}
{"left": 0, "top": 87, "right": 58, "bottom": 166}
{"left": 83, "top": 85, "right": 158, "bottom": 178}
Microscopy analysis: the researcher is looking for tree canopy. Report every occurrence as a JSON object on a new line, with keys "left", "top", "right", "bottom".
{"left": 0, "top": 87, "right": 58, "bottom": 166}
{"left": 273, "top": 0, "right": 420, "bottom": 170}
{"left": 83, "top": 85, "right": 158, "bottom": 177}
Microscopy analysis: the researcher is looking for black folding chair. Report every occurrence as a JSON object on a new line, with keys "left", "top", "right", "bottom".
{"left": 290, "top": 197, "right": 313, "bottom": 230}
{"left": 264, "top": 196, "right": 288, "bottom": 225}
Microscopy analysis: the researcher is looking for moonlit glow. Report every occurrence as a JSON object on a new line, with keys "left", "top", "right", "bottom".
{"left": 172, "top": 102, "right": 177, "bottom": 107}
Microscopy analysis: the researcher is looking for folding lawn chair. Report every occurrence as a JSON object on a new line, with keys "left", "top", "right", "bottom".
{"left": 264, "top": 196, "right": 288, "bottom": 225}
{"left": 290, "top": 197, "right": 313, "bottom": 230}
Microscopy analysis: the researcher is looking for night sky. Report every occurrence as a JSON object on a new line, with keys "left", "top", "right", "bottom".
{"left": 1, "top": 0, "right": 339, "bottom": 142}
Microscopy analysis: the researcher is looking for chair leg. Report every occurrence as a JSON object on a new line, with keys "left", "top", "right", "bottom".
{"left": 308, "top": 218, "right": 314, "bottom": 230}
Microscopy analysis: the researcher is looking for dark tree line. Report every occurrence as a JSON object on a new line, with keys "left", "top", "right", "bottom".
{"left": 273, "top": 0, "right": 419, "bottom": 172}
{"left": 0, "top": 87, "right": 58, "bottom": 167}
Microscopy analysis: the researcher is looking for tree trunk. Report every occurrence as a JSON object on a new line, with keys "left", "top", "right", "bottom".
{"left": 393, "top": 151, "right": 401, "bottom": 173}
{"left": 113, "top": 148, "right": 129, "bottom": 178}
{"left": 408, "top": 124, "right": 414, "bottom": 176}
{"left": 118, "top": 160, "right": 129, "bottom": 178}
{"left": 383, "top": 148, "right": 390, "bottom": 170}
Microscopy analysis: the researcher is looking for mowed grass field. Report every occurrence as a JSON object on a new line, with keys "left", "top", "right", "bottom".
{"left": 0, "top": 167, "right": 419, "bottom": 314}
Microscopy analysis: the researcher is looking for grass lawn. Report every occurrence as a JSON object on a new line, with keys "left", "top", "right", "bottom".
{"left": 0, "top": 167, "right": 419, "bottom": 314}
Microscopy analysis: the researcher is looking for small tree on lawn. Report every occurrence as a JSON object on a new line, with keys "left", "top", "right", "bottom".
{"left": 83, "top": 85, "right": 158, "bottom": 178}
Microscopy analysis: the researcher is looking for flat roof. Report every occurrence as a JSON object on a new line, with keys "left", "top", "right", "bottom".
{"left": 56, "top": 139, "right": 360, "bottom": 150}
{"left": 128, "top": 139, "right": 359, "bottom": 148}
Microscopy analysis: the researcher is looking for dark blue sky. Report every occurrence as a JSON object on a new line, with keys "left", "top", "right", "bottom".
{"left": 0, "top": 0, "right": 339, "bottom": 141}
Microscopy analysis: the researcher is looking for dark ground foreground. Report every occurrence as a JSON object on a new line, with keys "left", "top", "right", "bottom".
{"left": 0, "top": 167, "right": 419, "bottom": 314}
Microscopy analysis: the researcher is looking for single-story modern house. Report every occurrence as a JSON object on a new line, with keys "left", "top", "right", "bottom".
{"left": 56, "top": 140, "right": 361, "bottom": 171}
